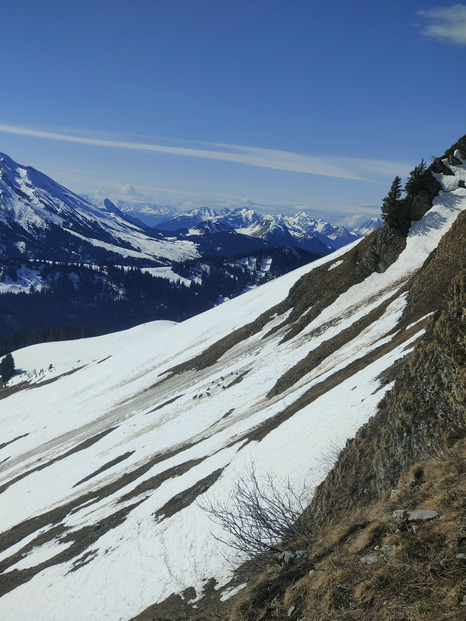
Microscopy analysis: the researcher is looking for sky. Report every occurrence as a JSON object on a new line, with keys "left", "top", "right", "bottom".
{"left": 1, "top": 0, "right": 466, "bottom": 225}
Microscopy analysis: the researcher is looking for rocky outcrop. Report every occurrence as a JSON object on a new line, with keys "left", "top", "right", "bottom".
{"left": 308, "top": 243, "right": 465, "bottom": 524}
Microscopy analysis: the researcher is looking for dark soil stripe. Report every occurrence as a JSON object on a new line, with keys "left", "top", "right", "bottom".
{"left": 0, "top": 427, "right": 118, "bottom": 495}
{"left": 154, "top": 468, "right": 223, "bottom": 521}
{"left": 0, "top": 433, "right": 29, "bottom": 451}
{"left": 241, "top": 324, "right": 424, "bottom": 446}
{"left": 73, "top": 451, "right": 135, "bottom": 487}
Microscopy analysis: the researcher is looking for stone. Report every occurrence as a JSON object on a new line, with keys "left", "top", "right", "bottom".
{"left": 408, "top": 510, "right": 438, "bottom": 522}
{"left": 276, "top": 550, "right": 308, "bottom": 566}
{"left": 390, "top": 489, "right": 400, "bottom": 498}
{"left": 295, "top": 550, "right": 308, "bottom": 560}
{"left": 393, "top": 509, "right": 407, "bottom": 519}
{"left": 287, "top": 605, "right": 296, "bottom": 617}
{"left": 277, "top": 551, "right": 295, "bottom": 566}
{"left": 456, "top": 553, "right": 466, "bottom": 560}
{"left": 360, "top": 554, "right": 379, "bottom": 565}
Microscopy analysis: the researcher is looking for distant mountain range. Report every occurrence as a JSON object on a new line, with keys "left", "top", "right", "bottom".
{"left": 127, "top": 203, "right": 381, "bottom": 252}
{"left": 0, "top": 151, "right": 380, "bottom": 339}
{"left": 0, "top": 152, "right": 381, "bottom": 266}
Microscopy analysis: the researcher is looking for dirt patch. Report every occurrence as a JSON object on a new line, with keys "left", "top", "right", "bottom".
{"left": 267, "top": 291, "right": 401, "bottom": 398}
{"left": 0, "top": 434, "right": 211, "bottom": 595}
{"left": 146, "top": 394, "right": 183, "bottom": 414}
{"left": 0, "top": 433, "right": 29, "bottom": 451}
{"left": 0, "top": 427, "right": 118, "bottom": 495}
{"left": 0, "top": 447, "right": 212, "bottom": 597}
{"left": 154, "top": 468, "right": 223, "bottom": 521}
{"left": 238, "top": 323, "right": 424, "bottom": 447}
{"left": 0, "top": 365, "right": 86, "bottom": 400}
{"left": 73, "top": 450, "right": 135, "bottom": 487}
{"left": 118, "top": 457, "right": 207, "bottom": 504}
{"left": 0, "top": 498, "right": 145, "bottom": 597}
{"left": 228, "top": 369, "right": 250, "bottom": 387}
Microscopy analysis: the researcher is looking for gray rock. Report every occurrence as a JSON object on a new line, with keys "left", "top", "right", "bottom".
{"left": 276, "top": 549, "right": 308, "bottom": 566}
{"left": 287, "top": 605, "right": 296, "bottom": 617}
{"left": 390, "top": 489, "right": 400, "bottom": 498}
{"left": 393, "top": 509, "right": 407, "bottom": 519}
{"left": 360, "top": 554, "right": 379, "bottom": 565}
{"left": 456, "top": 553, "right": 466, "bottom": 560}
{"left": 408, "top": 510, "right": 438, "bottom": 522}
{"left": 277, "top": 551, "right": 295, "bottom": 566}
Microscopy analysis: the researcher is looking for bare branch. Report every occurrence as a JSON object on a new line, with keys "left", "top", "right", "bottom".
{"left": 198, "top": 462, "right": 313, "bottom": 563}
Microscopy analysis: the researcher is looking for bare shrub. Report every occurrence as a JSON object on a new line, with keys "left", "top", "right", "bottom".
{"left": 319, "top": 440, "right": 344, "bottom": 470}
{"left": 199, "top": 462, "right": 312, "bottom": 562}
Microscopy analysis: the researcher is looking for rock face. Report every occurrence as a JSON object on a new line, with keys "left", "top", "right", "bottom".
{"left": 308, "top": 211, "right": 465, "bottom": 525}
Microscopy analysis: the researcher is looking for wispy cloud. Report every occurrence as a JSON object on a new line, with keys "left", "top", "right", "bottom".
{"left": 418, "top": 4, "right": 466, "bottom": 45}
{"left": 0, "top": 123, "right": 407, "bottom": 181}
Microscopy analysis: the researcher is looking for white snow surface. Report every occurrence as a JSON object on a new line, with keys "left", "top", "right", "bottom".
{"left": 0, "top": 179, "right": 465, "bottom": 620}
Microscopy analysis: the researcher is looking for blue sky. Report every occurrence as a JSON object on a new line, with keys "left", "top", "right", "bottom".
{"left": 1, "top": 0, "right": 466, "bottom": 224}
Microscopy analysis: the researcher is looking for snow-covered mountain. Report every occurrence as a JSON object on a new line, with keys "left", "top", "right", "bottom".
{"left": 281, "top": 210, "right": 358, "bottom": 249}
{"left": 0, "top": 152, "right": 364, "bottom": 273}
{"left": 0, "top": 153, "right": 199, "bottom": 265}
{"left": 0, "top": 154, "right": 334, "bottom": 337}
{"left": 154, "top": 206, "right": 359, "bottom": 254}
{"left": 352, "top": 216, "right": 383, "bottom": 237}
{"left": 155, "top": 206, "right": 231, "bottom": 231}
{"left": 0, "top": 137, "right": 465, "bottom": 620}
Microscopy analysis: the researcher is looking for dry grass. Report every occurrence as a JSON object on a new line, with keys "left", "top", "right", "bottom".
{"left": 225, "top": 440, "right": 465, "bottom": 621}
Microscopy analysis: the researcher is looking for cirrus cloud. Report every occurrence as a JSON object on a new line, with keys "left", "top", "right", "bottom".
{"left": 0, "top": 123, "right": 408, "bottom": 182}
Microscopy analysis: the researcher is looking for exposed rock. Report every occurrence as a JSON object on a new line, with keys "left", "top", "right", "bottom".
{"left": 408, "top": 510, "right": 438, "bottom": 522}
{"left": 276, "top": 550, "right": 308, "bottom": 566}
{"left": 393, "top": 509, "right": 407, "bottom": 519}
{"left": 307, "top": 218, "right": 465, "bottom": 526}
{"left": 360, "top": 554, "right": 379, "bottom": 565}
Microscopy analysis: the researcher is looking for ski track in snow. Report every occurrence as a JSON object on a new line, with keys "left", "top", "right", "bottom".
{"left": 0, "top": 175, "right": 465, "bottom": 620}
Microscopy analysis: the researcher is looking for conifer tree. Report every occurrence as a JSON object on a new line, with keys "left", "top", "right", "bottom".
{"left": 0, "top": 352, "right": 15, "bottom": 383}
{"left": 405, "top": 159, "right": 428, "bottom": 195}
{"left": 381, "top": 176, "right": 410, "bottom": 233}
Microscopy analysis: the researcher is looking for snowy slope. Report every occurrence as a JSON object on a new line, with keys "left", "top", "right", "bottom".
{"left": 0, "top": 153, "right": 199, "bottom": 264}
{"left": 0, "top": 160, "right": 465, "bottom": 620}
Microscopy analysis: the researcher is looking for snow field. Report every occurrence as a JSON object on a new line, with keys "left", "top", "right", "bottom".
{"left": 0, "top": 180, "right": 465, "bottom": 621}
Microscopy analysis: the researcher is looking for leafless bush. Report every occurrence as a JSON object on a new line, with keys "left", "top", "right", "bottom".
{"left": 199, "top": 463, "right": 312, "bottom": 562}
{"left": 319, "top": 440, "right": 344, "bottom": 470}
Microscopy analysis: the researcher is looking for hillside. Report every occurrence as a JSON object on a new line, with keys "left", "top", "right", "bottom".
{"left": 0, "top": 153, "right": 198, "bottom": 266}
{"left": 0, "top": 136, "right": 465, "bottom": 621}
{"left": 222, "top": 231, "right": 465, "bottom": 621}
{"left": 0, "top": 153, "right": 335, "bottom": 339}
